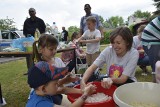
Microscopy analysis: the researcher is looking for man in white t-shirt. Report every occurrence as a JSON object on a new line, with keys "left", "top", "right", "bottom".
{"left": 78, "top": 16, "right": 101, "bottom": 66}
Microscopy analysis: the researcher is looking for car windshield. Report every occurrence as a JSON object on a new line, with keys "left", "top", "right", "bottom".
{"left": 14, "top": 31, "right": 25, "bottom": 38}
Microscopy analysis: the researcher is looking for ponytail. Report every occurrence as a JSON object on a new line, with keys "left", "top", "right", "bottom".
{"left": 32, "top": 34, "right": 58, "bottom": 63}
{"left": 32, "top": 40, "right": 42, "bottom": 63}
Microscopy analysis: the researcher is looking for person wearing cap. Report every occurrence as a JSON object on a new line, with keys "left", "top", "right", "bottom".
{"left": 26, "top": 61, "right": 96, "bottom": 107}
{"left": 80, "top": 4, "right": 104, "bottom": 37}
{"left": 23, "top": 8, "right": 46, "bottom": 37}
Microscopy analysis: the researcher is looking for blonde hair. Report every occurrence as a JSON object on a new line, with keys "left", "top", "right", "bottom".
{"left": 86, "top": 16, "right": 96, "bottom": 23}
{"left": 137, "top": 25, "right": 146, "bottom": 34}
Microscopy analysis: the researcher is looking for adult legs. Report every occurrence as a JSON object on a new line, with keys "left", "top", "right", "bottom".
{"left": 138, "top": 55, "right": 150, "bottom": 75}
{"left": 143, "top": 45, "right": 160, "bottom": 82}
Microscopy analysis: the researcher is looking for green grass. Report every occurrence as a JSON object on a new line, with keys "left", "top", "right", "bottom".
{"left": 0, "top": 60, "right": 30, "bottom": 107}
{"left": 0, "top": 45, "right": 152, "bottom": 107}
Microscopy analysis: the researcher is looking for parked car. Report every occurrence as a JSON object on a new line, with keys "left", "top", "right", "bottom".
{"left": 0, "top": 30, "right": 25, "bottom": 52}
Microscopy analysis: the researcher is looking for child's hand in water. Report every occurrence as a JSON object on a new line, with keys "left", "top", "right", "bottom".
{"left": 101, "top": 78, "right": 113, "bottom": 89}
{"left": 83, "top": 84, "right": 97, "bottom": 96}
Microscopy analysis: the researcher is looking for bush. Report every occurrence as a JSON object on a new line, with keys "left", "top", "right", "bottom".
{"left": 101, "top": 30, "right": 112, "bottom": 45}
{"left": 129, "top": 24, "right": 134, "bottom": 35}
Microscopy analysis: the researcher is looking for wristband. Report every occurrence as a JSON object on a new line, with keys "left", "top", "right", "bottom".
{"left": 81, "top": 94, "right": 88, "bottom": 101}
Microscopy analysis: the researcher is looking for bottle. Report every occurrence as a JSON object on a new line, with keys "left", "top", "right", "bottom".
{"left": 34, "top": 28, "right": 40, "bottom": 41}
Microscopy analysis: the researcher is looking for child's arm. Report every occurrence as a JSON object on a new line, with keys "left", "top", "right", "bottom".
{"left": 56, "top": 86, "right": 82, "bottom": 94}
{"left": 77, "top": 36, "right": 83, "bottom": 42}
{"left": 79, "top": 37, "right": 101, "bottom": 43}
{"left": 58, "top": 73, "right": 80, "bottom": 86}
{"left": 54, "top": 84, "right": 96, "bottom": 107}
{"left": 79, "top": 30, "right": 101, "bottom": 43}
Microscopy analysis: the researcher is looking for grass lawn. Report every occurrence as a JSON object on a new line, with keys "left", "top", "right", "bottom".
{"left": 0, "top": 45, "right": 153, "bottom": 107}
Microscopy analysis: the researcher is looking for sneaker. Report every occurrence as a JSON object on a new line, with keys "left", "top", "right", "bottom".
{"left": 151, "top": 72, "right": 156, "bottom": 75}
{"left": 141, "top": 73, "right": 148, "bottom": 76}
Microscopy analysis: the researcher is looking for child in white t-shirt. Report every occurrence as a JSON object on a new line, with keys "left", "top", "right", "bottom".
{"left": 78, "top": 16, "right": 101, "bottom": 66}
{"left": 133, "top": 25, "right": 150, "bottom": 76}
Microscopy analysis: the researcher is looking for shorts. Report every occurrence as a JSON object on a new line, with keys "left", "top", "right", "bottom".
{"left": 86, "top": 51, "right": 100, "bottom": 66}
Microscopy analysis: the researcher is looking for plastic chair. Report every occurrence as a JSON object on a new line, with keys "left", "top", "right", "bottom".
{"left": 76, "top": 57, "right": 88, "bottom": 72}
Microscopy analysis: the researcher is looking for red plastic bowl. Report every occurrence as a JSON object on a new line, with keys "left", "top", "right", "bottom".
{"left": 67, "top": 82, "right": 117, "bottom": 107}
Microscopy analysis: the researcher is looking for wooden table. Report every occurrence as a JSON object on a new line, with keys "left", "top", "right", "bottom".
{"left": 0, "top": 52, "right": 33, "bottom": 69}
{"left": 0, "top": 47, "right": 77, "bottom": 73}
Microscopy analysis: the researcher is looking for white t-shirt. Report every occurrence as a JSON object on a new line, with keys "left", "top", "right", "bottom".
{"left": 52, "top": 57, "right": 65, "bottom": 67}
{"left": 82, "top": 29, "right": 101, "bottom": 54}
{"left": 133, "top": 36, "right": 142, "bottom": 49}
{"left": 93, "top": 46, "right": 139, "bottom": 81}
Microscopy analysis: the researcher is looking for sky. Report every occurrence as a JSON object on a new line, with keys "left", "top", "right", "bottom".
{"left": 0, "top": 0, "right": 156, "bottom": 32}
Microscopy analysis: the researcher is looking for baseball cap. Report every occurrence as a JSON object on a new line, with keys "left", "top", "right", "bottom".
{"left": 84, "top": 4, "right": 91, "bottom": 9}
{"left": 29, "top": 8, "right": 36, "bottom": 12}
{"left": 28, "top": 61, "right": 68, "bottom": 89}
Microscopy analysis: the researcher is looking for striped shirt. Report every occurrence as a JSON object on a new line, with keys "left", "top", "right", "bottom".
{"left": 142, "top": 16, "right": 160, "bottom": 46}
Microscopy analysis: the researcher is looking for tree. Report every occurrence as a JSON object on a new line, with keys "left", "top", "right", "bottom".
{"left": 152, "top": 0, "right": 160, "bottom": 18}
{"left": 68, "top": 26, "right": 80, "bottom": 39}
{"left": 103, "top": 21, "right": 112, "bottom": 28}
{"left": 108, "top": 16, "right": 124, "bottom": 28}
{"left": 132, "top": 10, "right": 151, "bottom": 19}
{"left": 153, "top": 0, "right": 160, "bottom": 9}
{"left": 99, "top": 15, "right": 104, "bottom": 24}
{"left": 0, "top": 18, "right": 16, "bottom": 30}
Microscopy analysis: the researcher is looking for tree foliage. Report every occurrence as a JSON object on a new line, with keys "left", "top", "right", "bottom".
{"left": 153, "top": 0, "right": 160, "bottom": 9}
{"left": 132, "top": 10, "right": 151, "bottom": 19}
{"left": 67, "top": 26, "right": 80, "bottom": 39}
{"left": 99, "top": 15, "right": 113, "bottom": 28}
{"left": 152, "top": 0, "right": 160, "bottom": 18}
{"left": 99, "top": 15, "right": 104, "bottom": 24}
{"left": 0, "top": 18, "right": 16, "bottom": 30}
{"left": 108, "top": 16, "right": 124, "bottom": 28}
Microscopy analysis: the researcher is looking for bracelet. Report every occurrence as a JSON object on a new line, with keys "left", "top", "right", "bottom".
{"left": 81, "top": 94, "right": 88, "bottom": 101}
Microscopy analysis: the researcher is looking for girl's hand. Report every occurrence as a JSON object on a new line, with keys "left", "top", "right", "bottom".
{"left": 77, "top": 38, "right": 81, "bottom": 43}
{"left": 80, "top": 80, "right": 87, "bottom": 91}
{"left": 82, "top": 54, "right": 86, "bottom": 58}
{"left": 83, "top": 84, "right": 97, "bottom": 96}
{"left": 58, "top": 73, "right": 79, "bottom": 86}
{"left": 80, "top": 54, "right": 86, "bottom": 58}
{"left": 101, "top": 78, "right": 113, "bottom": 89}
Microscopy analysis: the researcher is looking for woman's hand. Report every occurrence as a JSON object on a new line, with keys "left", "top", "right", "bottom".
{"left": 101, "top": 78, "right": 113, "bottom": 89}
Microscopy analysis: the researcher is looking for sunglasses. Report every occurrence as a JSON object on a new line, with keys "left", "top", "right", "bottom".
{"left": 84, "top": 8, "right": 90, "bottom": 10}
